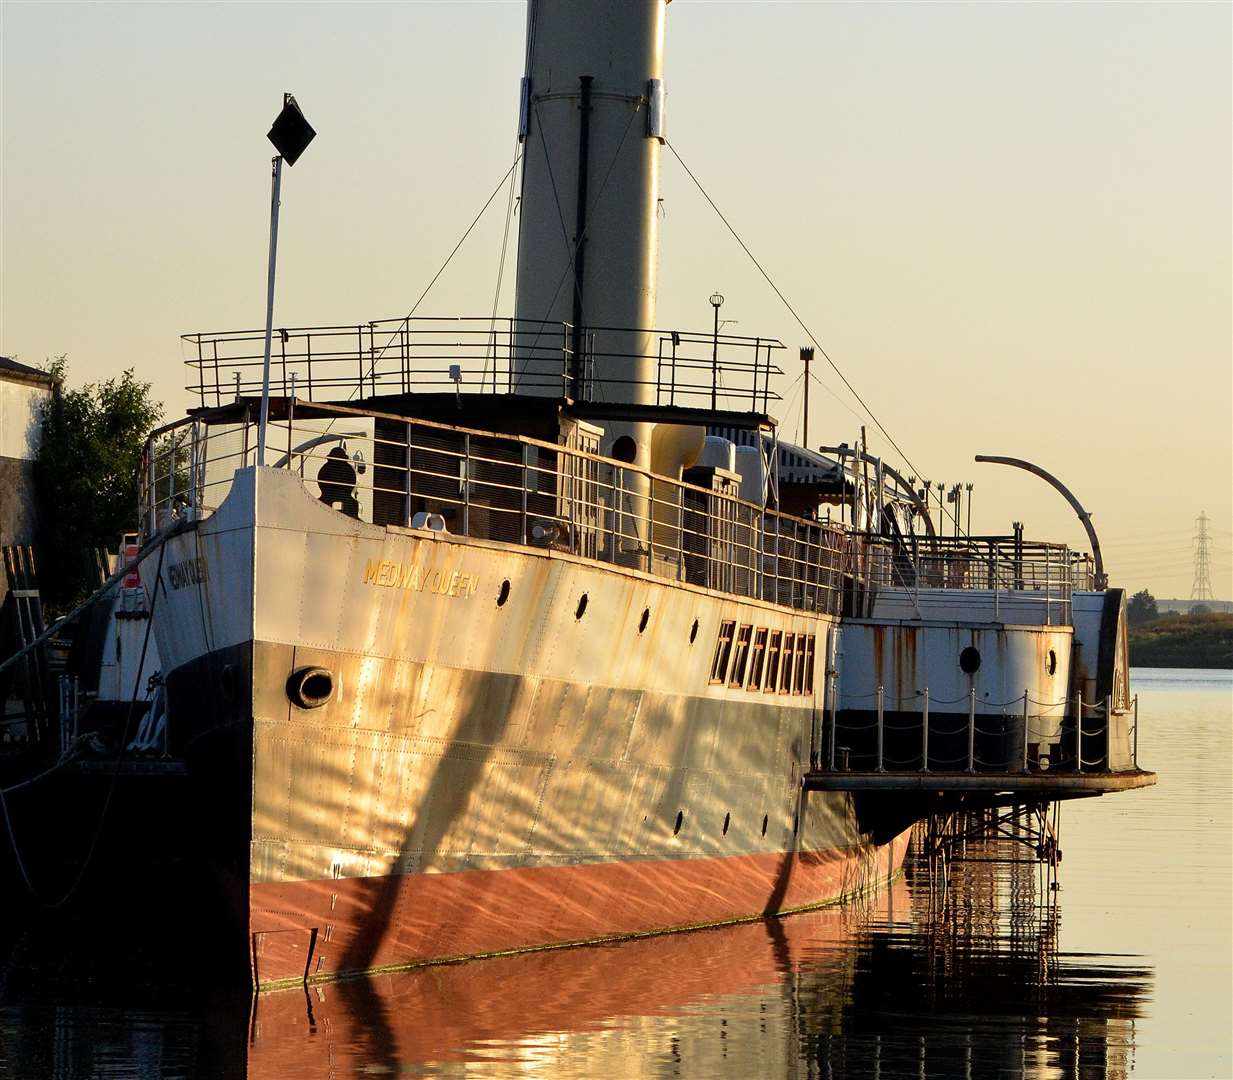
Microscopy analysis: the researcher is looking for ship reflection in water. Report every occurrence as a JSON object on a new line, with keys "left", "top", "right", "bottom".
{"left": 244, "top": 844, "right": 1148, "bottom": 1079}
{"left": 0, "top": 832, "right": 1150, "bottom": 1080}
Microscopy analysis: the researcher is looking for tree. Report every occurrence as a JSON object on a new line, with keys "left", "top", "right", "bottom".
{"left": 1189, "top": 602, "right": 1211, "bottom": 618}
{"left": 1127, "top": 589, "right": 1159, "bottom": 625}
{"left": 33, "top": 357, "right": 163, "bottom": 612}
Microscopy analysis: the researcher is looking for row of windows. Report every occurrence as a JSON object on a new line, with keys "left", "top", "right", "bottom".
{"left": 709, "top": 621, "right": 816, "bottom": 696}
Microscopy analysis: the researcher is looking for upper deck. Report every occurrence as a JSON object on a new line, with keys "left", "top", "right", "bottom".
{"left": 184, "top": 315, "right": 787, "bottom": 420}
{"left": 141, "top": 385, "right": 1091, "bottom": 626}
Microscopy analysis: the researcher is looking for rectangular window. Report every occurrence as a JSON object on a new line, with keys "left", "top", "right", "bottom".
{"left": 710, "top": 621, "right": 735, "bottom": 684}
{"left": 780, "top": 633, "right": 796, "bottom": 694}
{"left": 764, "top": 631, "right": 782, "bottom": 694}
{"left": 793, "top": 633, "right": 809, "bottom": 695}
{"left": 729, "top": 624, "right": 753, "bottom": 688}
{"left": 747, "top": 628, "right": 768, "bottom": 691}
{"left": 803, "top": 634, "right": 816, "bottom": 694}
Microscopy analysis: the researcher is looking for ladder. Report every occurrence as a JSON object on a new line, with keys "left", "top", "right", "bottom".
{"left": 1, "top": 545, "right": 52, "bottom": 744}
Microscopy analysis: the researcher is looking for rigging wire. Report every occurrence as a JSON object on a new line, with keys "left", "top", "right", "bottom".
{"left": 352, "top": 153, "right": 524, "bottom": 396}
{"left": 517, "top": 98, "right": 645, "bottom": 367}
{"left": 664, "top": 139, "right": 997, "bottom": 542}
{"left": 809, "top": 369, "right": 866, "bottom": 426}
{"left": 484, "top": 139, "right": 523, "bottom": 390}
{"left": 665, "top": 140, "right": 926, "bottom": 483}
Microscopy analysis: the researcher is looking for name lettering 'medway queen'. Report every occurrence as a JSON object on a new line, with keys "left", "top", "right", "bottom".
{"left": 363, "top": 559, "right": 479, "bottom": 599}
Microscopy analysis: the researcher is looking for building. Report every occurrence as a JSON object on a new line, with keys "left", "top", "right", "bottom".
{"left": 0, "top": 356, "right": 58, "bottom": 606}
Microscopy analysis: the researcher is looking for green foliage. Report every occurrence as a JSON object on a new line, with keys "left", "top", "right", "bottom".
{"left": 1129, "top": 610, "right": 1233, "bottom": 669}
{"left": 1127, "top": 589, "right": 1159, "bottom": 625}
{"left": 33, "top": 356, "right": 163, "bottom": 611}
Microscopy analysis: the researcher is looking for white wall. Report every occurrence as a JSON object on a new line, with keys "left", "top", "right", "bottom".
{"left": 0, "top": 378, "right": 48, "bottom": 461}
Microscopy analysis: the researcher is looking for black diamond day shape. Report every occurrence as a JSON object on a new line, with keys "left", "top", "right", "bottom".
{"left": 268, "top": 99, "right": 316, "bottom": 166}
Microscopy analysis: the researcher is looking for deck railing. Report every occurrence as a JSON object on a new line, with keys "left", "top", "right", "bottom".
{"left": 140, "top": 404, "right": 1088, "bottom": 621}
{"left": 183, "top": 316, "right": 785, "bottom": 413}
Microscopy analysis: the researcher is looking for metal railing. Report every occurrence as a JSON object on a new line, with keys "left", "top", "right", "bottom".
{"left": 856, "top": 533, "right": 1075, "bottom": 624}
{"left": 140, "top": 405, "right": 1092, "bottom": 621}
{"left": 828, "top": 687, "right": 1140, "bottom": 774}
{"left": 183, "top": 316, "right": 784, "bottom": 413}
{"left": 142, "top": 405, "right": 845, "bottom": 615}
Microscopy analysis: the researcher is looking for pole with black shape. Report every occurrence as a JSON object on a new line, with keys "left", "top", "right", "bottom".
{"left": 257, "top": 93, "right": 316, "bottom": 466}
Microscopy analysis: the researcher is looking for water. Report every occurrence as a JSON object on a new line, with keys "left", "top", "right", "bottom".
{"left": 1, "top": 668, "right": 1228, "bottom": 1079}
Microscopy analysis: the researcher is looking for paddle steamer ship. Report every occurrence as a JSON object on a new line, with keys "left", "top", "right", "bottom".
{"left": 134, "top": 0, "right": 1147, "bottom": 988}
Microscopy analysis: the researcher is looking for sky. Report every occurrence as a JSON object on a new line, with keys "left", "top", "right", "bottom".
{"left": 2, "top": 0, "right": 1230, "bottom": 600}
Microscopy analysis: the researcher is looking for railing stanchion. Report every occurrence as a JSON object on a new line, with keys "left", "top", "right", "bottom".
{"left": 168, "top": 429, "right": 177, "bottom": 510}
{"left": 921, "top": 688, "right": 930, "bottom": 773}
{"left": 966, "top": 688, "right": 976, "bottom": 773}
{"left": 677, "top": 485, "right": 685, "bottom": 579}
{"left": 1133, "top": 693, "right": 1139, "bottom": 769}
{"left": 520, "top": 443, "right": 529, "bottom": 546}
{"left": 462, "top": 432, "right": 471, "bottom": 537}
{"left": 188, "top": 421, "right": 200, "bottom": 513}
{"left": 146, "top": 445, "right": 156, "bottom": 537}
{"left": 1075, "top": 691, "right": 1083, "bottom": 774}
{"left": 1104, "top": 694, "right": 1113, "bottom": 772}
{"left": 876, "top": 686, "right": 885, "bottom": 772}
{"left": 1022, "top": 690, "right": 1030, "bottom": 772}
{"left": 828, "top": 668, "right": 837, "bottom": 770}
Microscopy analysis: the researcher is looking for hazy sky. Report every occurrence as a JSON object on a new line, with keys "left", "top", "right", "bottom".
{"left": 2, "top": 1, "right": 1230, "bottom": 598}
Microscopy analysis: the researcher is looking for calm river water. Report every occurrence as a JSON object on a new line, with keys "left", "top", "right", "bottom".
{"left": 0, "top": 667, "right": 1228, "bottom": 1079}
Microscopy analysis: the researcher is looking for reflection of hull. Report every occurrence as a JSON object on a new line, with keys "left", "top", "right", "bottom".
{"left": 247, "top": 874, "right": 911, "bottom": 1078}
{"left": 152, "top": 468, "right": 913, "bottom": 988}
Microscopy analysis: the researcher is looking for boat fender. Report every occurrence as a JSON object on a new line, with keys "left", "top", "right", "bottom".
{"left": 288, "top": 667, "right": 335, "bottom": 709}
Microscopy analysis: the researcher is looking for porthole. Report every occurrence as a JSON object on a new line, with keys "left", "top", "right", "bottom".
{"left": 496, "top": 579, "right": 511, "bottom": 607}
{"left": 612, "top": 435, "right": 637, "bottom": 463}
{"left": 288, "top": 667, "right": 334, "bottom": 709}
{"left": 575, "top": 593, "right": 588, "bottom": 620}
{"left": 959, "top": 646, "right": 981, "bottom": 675}
{"left": 1046, "top": 649, "right": 1057, "bottom": 675}
{"left": 761, "top": 814, "right": 769, "bottom": 837}
{"left": 638, "top": 607, "right": 650, "bottom": 634}
{"left": 722, "top": 812, "right": 731, "bottom": 836}
{"left": 673, "top": 810, "right": 684, "bottom": 836}
{"left": 689, "top": 618, "right": 699, "bottom": 644}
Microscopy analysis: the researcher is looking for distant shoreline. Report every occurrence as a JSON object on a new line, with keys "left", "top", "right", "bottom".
{"left": 1128, "top": 612, "right": 1233, "bottom": 670}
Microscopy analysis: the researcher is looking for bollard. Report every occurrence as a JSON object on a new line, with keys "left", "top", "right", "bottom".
{"left": 1022, "top": 691, "right": 1030, "bottom": 772}
{"left": 921, "top": 688, "right": 930, "bottom": 773}
{"left": 1075, "top": 690, "right": 1083, "bottom": 774}
{"left": 876, "top": 686, "right": 885, "bottom": 773}
{"left": 966, "top": 688, "right": 976, "bottom": 774}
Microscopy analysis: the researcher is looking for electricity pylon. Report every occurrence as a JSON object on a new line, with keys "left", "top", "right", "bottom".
{"left": 1191, "top": 512, "right": 1214, "bottom": 601}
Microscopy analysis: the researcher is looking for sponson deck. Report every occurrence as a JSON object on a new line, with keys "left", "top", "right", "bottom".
{"left": 802, "top": 768, "right": 1157, "bottom": 799}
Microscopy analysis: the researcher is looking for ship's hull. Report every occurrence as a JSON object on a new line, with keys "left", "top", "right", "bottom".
{"left": 151, "top": 468, "right": 912, "bottom": 987}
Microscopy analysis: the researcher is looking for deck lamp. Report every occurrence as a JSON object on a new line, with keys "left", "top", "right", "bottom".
{"left": 709, "top": 292, "right": 724, "bottom": 410}
{"left": 257, "top": 94, "right": 316, "bottom": 467}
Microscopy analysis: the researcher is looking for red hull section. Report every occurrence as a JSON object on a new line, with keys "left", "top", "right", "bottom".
{"left": 248, "top": 873, "right": 911, "bottom": 1077}
{"left": 250, "top": 831, "right": 911, "bottom": 987}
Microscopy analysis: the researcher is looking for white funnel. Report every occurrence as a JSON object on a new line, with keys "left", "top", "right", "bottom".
{"left": 513, "top": 0, "right": 668, "bottom": 451}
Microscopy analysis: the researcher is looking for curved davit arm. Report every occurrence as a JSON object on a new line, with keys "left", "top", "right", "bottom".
{"left": 974, "top": 454, "right": 1107, "bottom": 589}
